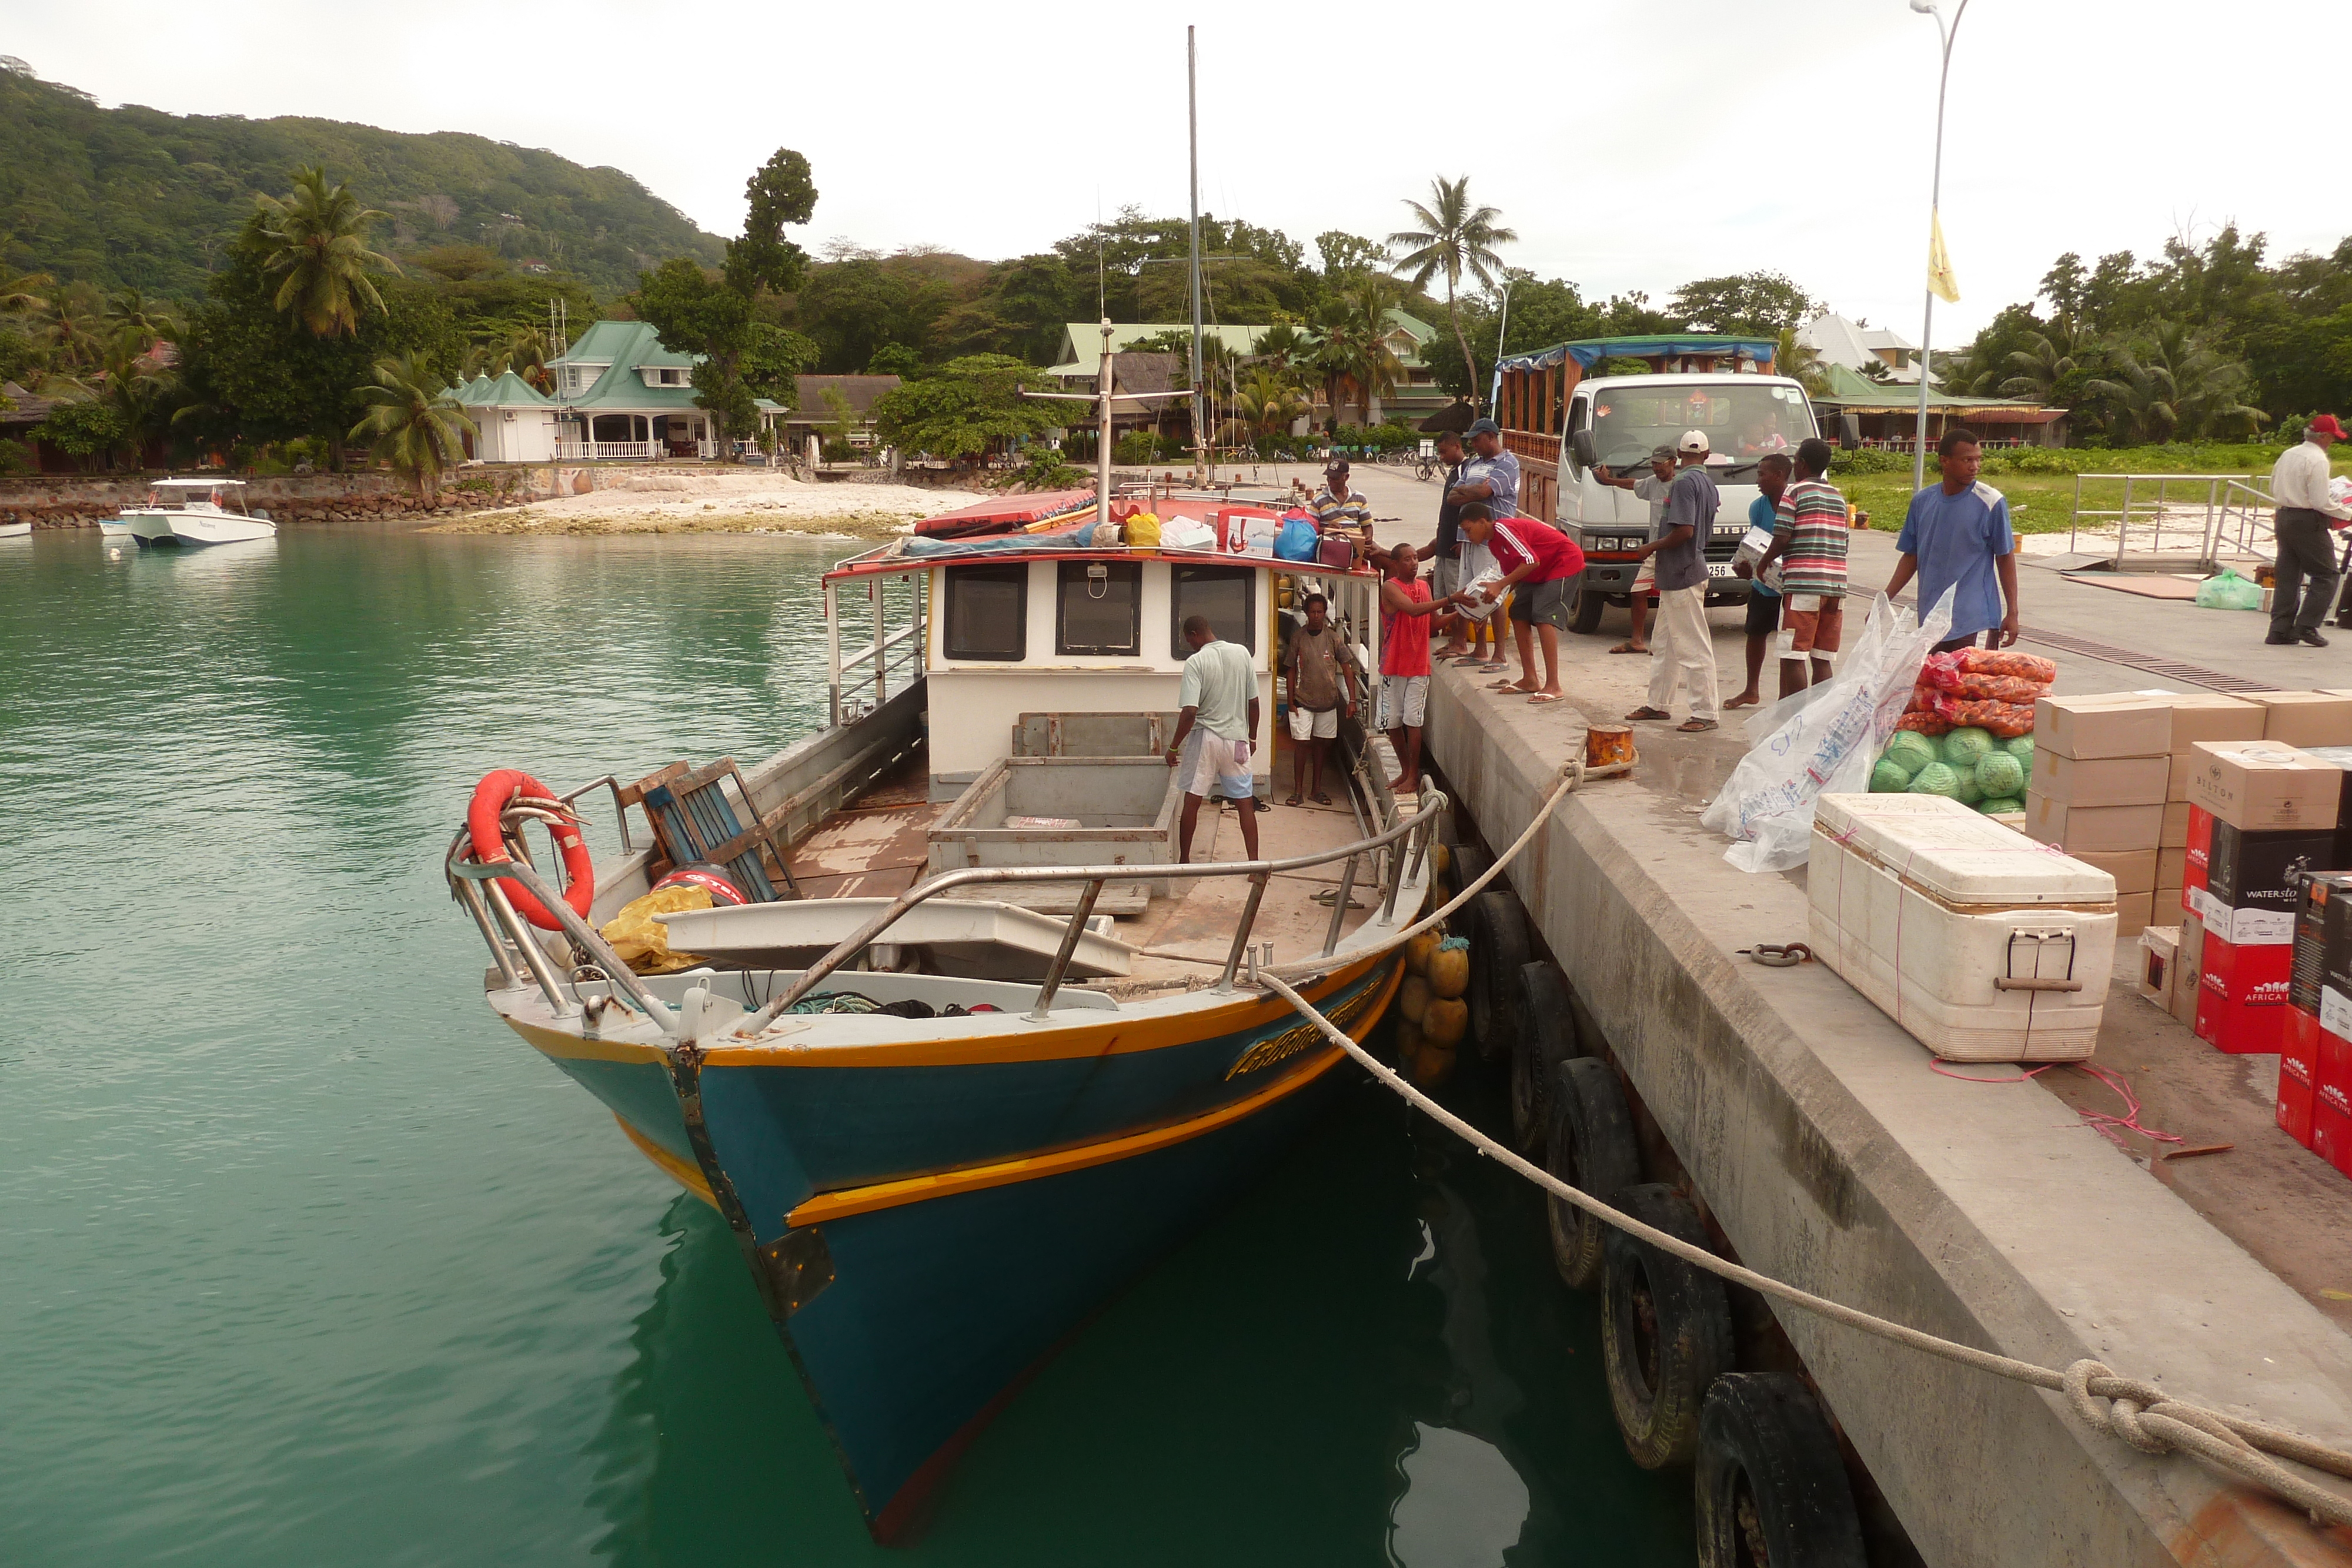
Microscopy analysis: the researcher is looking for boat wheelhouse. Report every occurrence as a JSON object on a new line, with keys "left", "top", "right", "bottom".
{"left": 443, "top": 517, "right": 1440, "bottom": 1537}
{"left": 102, "top": 477, "right": 276, "bottom": 547}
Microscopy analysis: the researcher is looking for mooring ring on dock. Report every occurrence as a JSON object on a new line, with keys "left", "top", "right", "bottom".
{"left": 1746, "top": 942, "right": 1812, "bottom": 968}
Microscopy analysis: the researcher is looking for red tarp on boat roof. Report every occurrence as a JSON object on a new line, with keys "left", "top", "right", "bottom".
{"left": 914, "top": 488, "right": 1096, "bottom": 540}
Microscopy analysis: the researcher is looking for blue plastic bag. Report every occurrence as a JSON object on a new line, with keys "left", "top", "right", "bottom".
{"left": 1273, "top": 517, "right": 1319, "bottom": 562}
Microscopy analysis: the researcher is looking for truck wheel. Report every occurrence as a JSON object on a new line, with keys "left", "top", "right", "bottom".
{"left": 1571, "top": 577, "right": 1607, "bottom": 634}
{"left": 1695, "top": 1374, "right": 1868, "bottom": 1568}
{"left": 1603, "top": 1183, "right": 1735, "bottom": 1469}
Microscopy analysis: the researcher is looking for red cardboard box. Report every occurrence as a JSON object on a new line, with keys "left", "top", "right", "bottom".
{"left": 2315, "top": 1026, "right": 2352, "bottom": 1175}
{"left": 2280, "top": 1008, "right": 2319, "bottom": 1145}
{"left": 2196, "top": 930, "right": 2291, "bottom": 1053}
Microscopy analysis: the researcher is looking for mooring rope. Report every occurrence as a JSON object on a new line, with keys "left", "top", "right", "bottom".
{"left": 1261, "top": 760, "right": 2352, "bottom": 1529}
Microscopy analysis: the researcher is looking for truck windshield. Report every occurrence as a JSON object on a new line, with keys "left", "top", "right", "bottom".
{"left": 1588, "top": 382, "right": 1816, "bottom": 473}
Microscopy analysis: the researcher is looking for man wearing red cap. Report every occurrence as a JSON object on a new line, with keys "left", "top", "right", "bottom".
{"left": 2267, "top": 414, "right": 2352, "bottom": 646}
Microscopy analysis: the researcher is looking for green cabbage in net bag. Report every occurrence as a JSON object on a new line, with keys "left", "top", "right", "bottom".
{"left": 1941, "top": 727, "right": 1996, "bottom": 767}
{"left": 1906, "top": 761, "right": 1963, "bottom": 798}
{"left": 1871, "top": 759, "right": 1913, "bottom": 793}
{"left": 1980, "top": 795, "right": 2026, "bottom": 815}
{"left": 1953, "top": 768, "right": 1984, "bottom": 805}
{"left": 1976, "top": 750, "right": 2026, "bottom": 798}
{"left": 2002, "top": 733, "right": 2036, "bottom": 759}
{"left": 1883, "top": 731, "right": 1939, "bottom": 777}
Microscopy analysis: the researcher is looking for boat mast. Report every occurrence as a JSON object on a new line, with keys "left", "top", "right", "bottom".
{"left": 1187, "top": 25, "right": 1206, "bottom": 489}
{"left": 1096, "top": 319, "right": 1115, "bottom": 532}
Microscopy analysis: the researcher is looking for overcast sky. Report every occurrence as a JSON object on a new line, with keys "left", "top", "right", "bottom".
{"left": 12, "top": 1, "right": 2343, "bottom": 351}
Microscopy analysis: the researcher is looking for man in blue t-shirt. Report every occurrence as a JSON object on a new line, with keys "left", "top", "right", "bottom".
{"left": 1726, "top": 451, "right": 1792, "bottom": 708}
{"left": 1885, "top": 428, "right": 2019, "bottom": 651}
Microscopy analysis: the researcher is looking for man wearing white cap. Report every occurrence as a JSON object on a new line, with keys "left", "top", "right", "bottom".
{"left": 1623, "top": 429, "right": 1723, "bottom": 731}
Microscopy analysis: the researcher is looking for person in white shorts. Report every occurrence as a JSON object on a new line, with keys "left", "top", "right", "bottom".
{"left": 1282, "top": 591, "right": 1355, "bottom": 806}
{"left": 1165, "top": 614, "right": 1262, "bottom": 862}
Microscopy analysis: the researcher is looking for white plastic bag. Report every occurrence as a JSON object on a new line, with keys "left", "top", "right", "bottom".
{"left": 1700, "top": 588, "right": 1956, "bottom": 871}
{"left": 1160, "top": 516, "right": 1216, "bottom": 551}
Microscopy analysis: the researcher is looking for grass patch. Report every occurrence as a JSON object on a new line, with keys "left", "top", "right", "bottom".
{"left": 1835, "top": 443, "right": 2352, "bottom": 536}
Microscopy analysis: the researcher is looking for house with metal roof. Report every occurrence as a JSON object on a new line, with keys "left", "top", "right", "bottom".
{"left": 1044, "top": 309, "right": 1448, "bottom": 430}
{"left": 1798, "top": 312, "right": 1924, "bottom": 383}
{"left": 544, "top": 319, "right": 785, "bottom": 460}
{"left": 1809, "top": 362, "right": 2067, "bottom": 449}
{"left": 449, "top": 370, "right": 559, "bottom": 463}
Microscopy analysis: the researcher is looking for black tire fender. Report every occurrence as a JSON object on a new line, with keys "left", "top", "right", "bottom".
{"left": 1695, "top": 1373, "right": 1868, "bottom": 1568}
{"left": 1546, "top": 1058, "right": 1640, "bottom": 1290}
{"left": 1445, "top": 842, "right": 1492, "bottom": 907}
{"left": 1602, "top": 1183, "right": 1734, "bottom": 1469}
{"left": 1511, "top": 961, "right": 1577, "bottom": 1152}
{"left": 1464, "top": 890, "right": 1530, "bottom": 1062}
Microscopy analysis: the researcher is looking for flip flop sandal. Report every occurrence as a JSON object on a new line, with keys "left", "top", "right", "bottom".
{"left": 1624, "top": 707, "right": 1673, "bottom": 721}
{"left": 1676, "top": 718, "right": 1720, "bottom": 733}
{"left": 1606, "top": 642, "right": 1649, "bottom": 655}
{"left": 1312, "top": 791, "right": 1332, "bottom": 805}
{"left": 1284, "top": 795, "right": 1302, "bottom": 807}
{"left": 1528, "top": 692, "right": 1564, "bottom": 704}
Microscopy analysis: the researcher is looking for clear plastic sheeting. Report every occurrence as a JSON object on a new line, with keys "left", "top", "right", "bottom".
{"left": 1701, "top": 588, "right": 1956, "bottom": 872}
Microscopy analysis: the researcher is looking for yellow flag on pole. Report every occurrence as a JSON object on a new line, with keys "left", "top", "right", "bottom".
{"left": 1927, "top": 209, "right": 1960, "bottom": 304}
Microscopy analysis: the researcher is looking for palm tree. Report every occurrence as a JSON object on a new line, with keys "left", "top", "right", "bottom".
{"left": 1342, "top": 277, "right": 1405, "bottom": 426}
{"left": 252, "top": 165, "right": 399, "bottom": 336}
{"left": 0, "top": 269, "right": 49, "bottom": 316}
{"left": 1388, "top": 176, "right": 1517, "bottom": 410}
{"left": 1307, "top": 299, "right": 1367, "bottom": 435}
{"left": 31, "top": 281, "right": 108, "bottom": 378}
{"left": 349, "top": 352, "right": 476, "bottom": 499}
{"left": 1773, "top": 327, "right": 1830, "bottom": 397}
{"left": 1251, "top": 322, "right": 1308, "bottom": 377}
{"left": 1982, "top": 331, "right": 2079, "bottom": 403}
{"left": 104, "top": 287, "right": 178, "bottom": 360}
{"left": 2083, "top": 322, "right": 2266, "bottom": 444}
{"left": 1234, "top": 366, "right": 1309, "bottom": 442}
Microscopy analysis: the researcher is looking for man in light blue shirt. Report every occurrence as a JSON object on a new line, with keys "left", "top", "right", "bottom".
{"left": 1885, "top": 428, "right": 2019, "bottom": 651}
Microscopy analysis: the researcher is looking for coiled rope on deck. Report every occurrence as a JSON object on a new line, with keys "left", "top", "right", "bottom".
{"left": 1262, "top": 760, "right": 2352, "bottom": 1529}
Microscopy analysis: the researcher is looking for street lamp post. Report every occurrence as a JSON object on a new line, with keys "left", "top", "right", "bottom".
{"left": 1909, "top": 0, "right": 1969, "bottom": 494}
{"left": 1485, "top": 275, "right": 1518, "bottom": 416}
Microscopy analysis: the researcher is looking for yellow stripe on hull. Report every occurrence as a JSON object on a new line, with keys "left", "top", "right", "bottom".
{"left": 614, "top": 1114, "right": 718, "bottom": 1208}
{"left": 786, "top": 958, "right": 1401, "bottom": 1226}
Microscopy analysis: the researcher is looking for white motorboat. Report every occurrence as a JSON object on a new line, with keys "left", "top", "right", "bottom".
{"left": 104, "top": 478, "right": 276, "bottom": 547}
{"left": 0, "top": 521, "right": 29, "bottom": 539}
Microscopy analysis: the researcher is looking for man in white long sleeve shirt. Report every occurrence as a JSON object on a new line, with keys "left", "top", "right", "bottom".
{"left": 2267, "top": 414, "right": 2352, "bottom": 646}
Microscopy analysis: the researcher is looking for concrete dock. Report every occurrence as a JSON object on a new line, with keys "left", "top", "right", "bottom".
{"left": 1379, "top": 497, "right": 2352, "bottom": 1564}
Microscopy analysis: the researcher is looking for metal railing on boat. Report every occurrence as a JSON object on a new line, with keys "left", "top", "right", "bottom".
{"left": 443, "top": 778, "right": 1446, "bottom": 1038}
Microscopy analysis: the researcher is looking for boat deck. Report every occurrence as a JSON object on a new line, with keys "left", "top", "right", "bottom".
{"left": 784, "top": 733, "right": 1402, "bottom": 997}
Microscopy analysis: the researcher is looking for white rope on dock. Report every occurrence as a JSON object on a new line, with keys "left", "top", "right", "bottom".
{"left": 1261, "top": 761, "right": 2352, "bottom": 1530}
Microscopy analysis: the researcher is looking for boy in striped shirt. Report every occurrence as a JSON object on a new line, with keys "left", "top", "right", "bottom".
{"left": 1753, "top": 437, "right": 1847, "bottom": 698}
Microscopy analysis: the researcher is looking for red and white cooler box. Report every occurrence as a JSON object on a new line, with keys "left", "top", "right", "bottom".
{"left": 1811, "top": 794, "right": 2118, "bottom": 1062}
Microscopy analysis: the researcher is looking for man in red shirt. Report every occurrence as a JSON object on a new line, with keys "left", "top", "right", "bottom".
{"left": 1457, "top": 502, "right": 1586, "bottom": 704}
{"left": 1375, "top": 543, "right": 1455, "bottom": 794}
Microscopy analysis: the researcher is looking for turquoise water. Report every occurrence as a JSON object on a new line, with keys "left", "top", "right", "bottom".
{"left": 0, "top": 528, "right": 1690, "bottom": 1565}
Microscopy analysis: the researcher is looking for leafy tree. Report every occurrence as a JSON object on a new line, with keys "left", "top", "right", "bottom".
{"left": 32, "top": 394, "right": 129, "bottom": 469}
{"left": 1668, "top": 271, "right": 1818, "bottom": 336}
{"left": 867, "top": 342, "right": 922, "bottom": 377}
{"left": 252, "top": 165, "right": 399, "bottom": 335}
{"left": 348, "top": 351, "right": 476, "bottom": 497}
{"left": 634, "top": 148, "right": 820, "bottom": 454}
{"left": 795, "top": 258, "right": 952, "bottom": 373}
{"left": 1389, "top": 176, "right": 1516, "bottom": 409}
{"left": 871, "top": 353, "right": 1063, "bottom": 460}
{"left": 1315, "top": 232, "right": 1389, "bottom": 282}
{"left": 174, "top": 241, "right": 460, "bottom": 463}
{"left": 2082, "top": 321, "right": 2266, "bottom": 443}
{"left": 1234, "top": 365, "right": 1308, "bottom": 439}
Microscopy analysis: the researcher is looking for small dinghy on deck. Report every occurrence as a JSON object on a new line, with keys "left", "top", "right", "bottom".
{"left": 443, "top": 526, "right": 1439, "bottom": 1539}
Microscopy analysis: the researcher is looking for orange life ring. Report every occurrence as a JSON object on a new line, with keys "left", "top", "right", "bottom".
{"left": 467, "top": 769, "right": 594, "bottom": 931}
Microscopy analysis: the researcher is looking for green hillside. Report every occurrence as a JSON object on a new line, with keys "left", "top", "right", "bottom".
{"left": 0, "top": 61, "right": 723, "bottom": 303}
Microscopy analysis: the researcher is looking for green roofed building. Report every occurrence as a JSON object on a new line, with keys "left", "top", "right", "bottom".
{"left": 1044, "top": 310, "right": 1447, "bottom": 433}
{"left": 545, "top": 319, "right": 786, "bottom": 460}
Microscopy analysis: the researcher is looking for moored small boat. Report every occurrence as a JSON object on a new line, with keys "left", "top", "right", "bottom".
{"left": 105, "top": 477, "right": 276, "bottom": 546}
{"left": 444, "top": 526, "right": 1436, "bottom": 1536}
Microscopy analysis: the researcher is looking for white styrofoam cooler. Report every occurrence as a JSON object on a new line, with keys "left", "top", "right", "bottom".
{"left": 1809, "top": 794, "right": 2117, "bottom": 1062}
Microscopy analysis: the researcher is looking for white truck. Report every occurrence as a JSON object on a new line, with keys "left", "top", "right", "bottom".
{"left": 1492, "top": 336, "right": 1823, "bottom": 634}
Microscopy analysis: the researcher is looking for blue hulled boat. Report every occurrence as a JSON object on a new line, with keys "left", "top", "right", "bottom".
{"left": 446, "top": 523, "right": 1443, "bottom": 1537}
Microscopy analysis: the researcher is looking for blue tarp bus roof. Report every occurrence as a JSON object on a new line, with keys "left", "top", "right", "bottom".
{"left": 1496, "top": 335, "right": 1779, "bottom": 373}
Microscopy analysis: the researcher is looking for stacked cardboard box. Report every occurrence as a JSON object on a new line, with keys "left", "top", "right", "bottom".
{"left": 2027, "top": 694, "right": 2273, "bottom": 935}
{"left": 2303, "top": 872, "right": 2352, "bottom": 1175}
{"left": 2184, "top": 741, "right": 2343, "bottom": 1053}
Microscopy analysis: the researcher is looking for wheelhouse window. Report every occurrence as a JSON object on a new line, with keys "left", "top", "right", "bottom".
{"left": 1057, "top": 560, "right": 1142, "bottom": 656}
{"left": 942, "top": 563, "right": 1028, "bottom": 661}
{"left": 1170, "top": 565, "right": 1255, "bottom": 658}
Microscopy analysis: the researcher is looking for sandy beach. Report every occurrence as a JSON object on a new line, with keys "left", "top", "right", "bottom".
{"left": 426, "top": 467, "right": 986, "bottom": 537}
